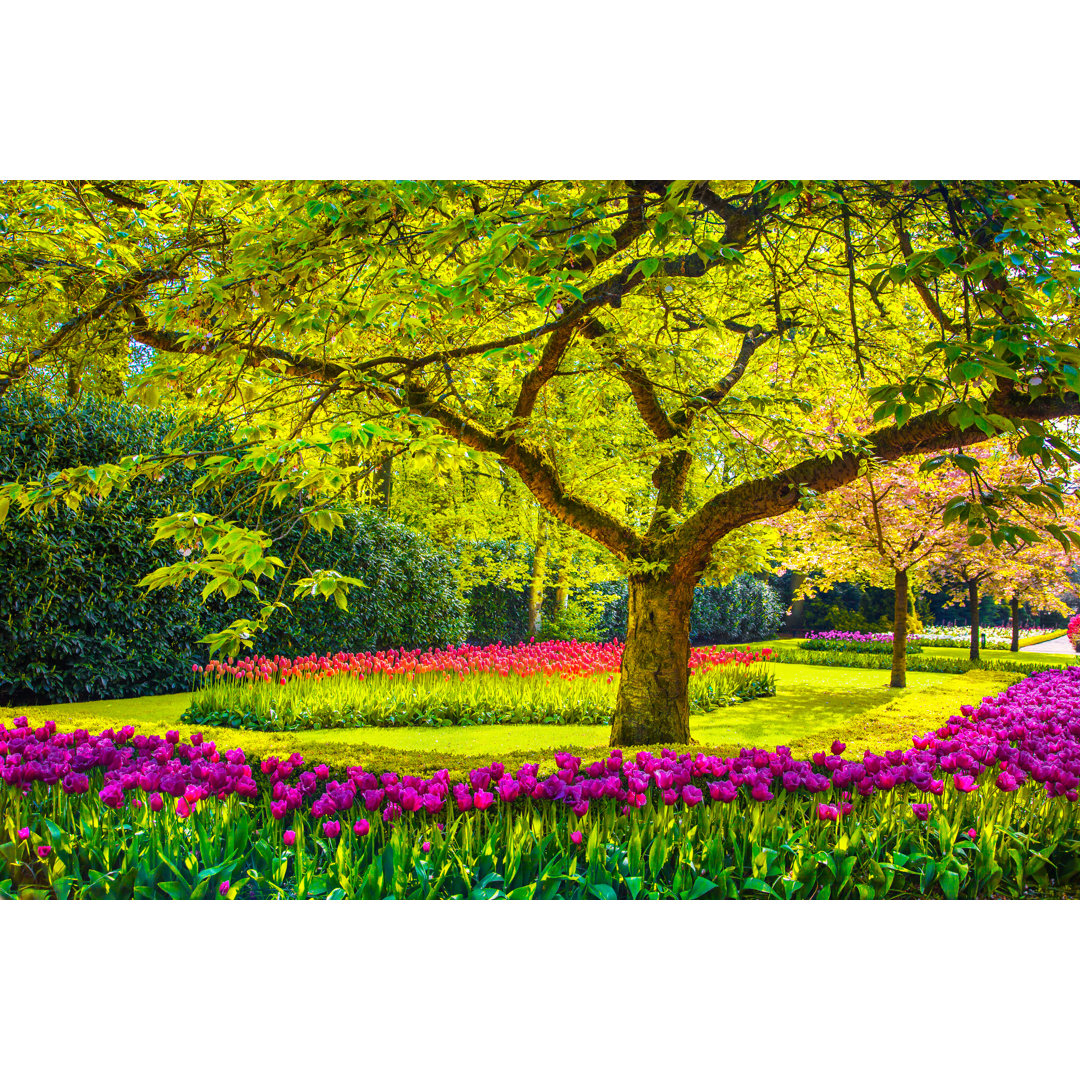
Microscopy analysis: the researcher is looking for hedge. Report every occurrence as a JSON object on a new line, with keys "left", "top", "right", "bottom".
{"left": 0, "top": 391, "right": 468, "bottom": 705}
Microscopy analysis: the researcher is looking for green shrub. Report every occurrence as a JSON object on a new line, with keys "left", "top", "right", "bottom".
{"left": 461, "top": 540, "right": 532, "bottom": 645}
{"left": 0, "top": 390, "right": 469, "bottom": 704}
{"left": 538, "top": 600, "right": 605, "bottom": 643}
{"left": 0, "top": 390, "right": 224, "bottom": 704}
{"left": 224, "top": 509, "right": 470, "bottom": 658}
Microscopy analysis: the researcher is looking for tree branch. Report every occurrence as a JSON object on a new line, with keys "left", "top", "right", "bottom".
{"left": 405, "top": 381, "right": 644, "bottom": 558}
{"left": 894, "top": 220, "right": 958, "bottom": 334}
{"left": 672, "top": 386, "right": 1080, "bottom": 579}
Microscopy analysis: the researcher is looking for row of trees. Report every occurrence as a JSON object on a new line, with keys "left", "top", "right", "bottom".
{"left": 3, "top": 180, "right": 1080, "bottom": 744}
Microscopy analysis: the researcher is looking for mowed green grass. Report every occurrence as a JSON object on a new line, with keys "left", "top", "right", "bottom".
{"left": 0, "top": 662, "right": 1020, "bottom": 776}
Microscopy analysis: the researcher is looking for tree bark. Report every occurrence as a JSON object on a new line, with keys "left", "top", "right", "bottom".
{"left": 527, "top": 519, "right": 548, "bottom": 638}
{"left": 969, "top": 579, "right": 981, "bottom": 662}
{"left": 554, "top": 560, "right": 569, "bottom": 613}
{"left": 610, "top": 573, "right": 695, "bottom": 747}
{"left": 378, "top": 453, "right": 393, "bottom": 511}
{"left": 891, "top": 568, "right": 908, "bottom": 689}
{"left": 787, "top": 571, "right": 806, "bottom": 633}
{"left": 1010, "top": 594, "right": 1020, "bottom": 652}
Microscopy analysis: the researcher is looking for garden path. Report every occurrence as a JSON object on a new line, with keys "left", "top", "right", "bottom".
{"left": 1021, "top": 634, "right": 1074, "bottom": 654}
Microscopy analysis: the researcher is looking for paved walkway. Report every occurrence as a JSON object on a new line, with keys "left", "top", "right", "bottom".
{"left": 1020, "top": 634, "right": 1076, "bottom": 654}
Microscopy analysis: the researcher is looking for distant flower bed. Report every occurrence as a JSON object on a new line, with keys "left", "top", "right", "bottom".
{"left": 919, "top": 625, "right": 1061, "bottom": 649}
{"left": 799, "top": 640, "right": 923, "bottom": 656}
{"left": 1068, "top": 615, "right": 1080, "bottom": 651}
{"left": 805, "top": 627, "right": 1062, "bottom": 650}
{"left": 3, "top": 667, "right": 1080, "bottom": 898}
{"left": 184, "top": 640, "right": 776, "bottom": 730}
{"left": 804, "top": 631, "right": 904, "bottom": 644}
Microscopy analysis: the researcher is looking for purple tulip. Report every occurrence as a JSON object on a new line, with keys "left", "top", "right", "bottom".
{"left": 37, "top": 845, "right": 52, "bottom": 858}
{"left": 911, "top": 803, "right": 930, "bottom": 822}
{"left": 219, "top": 881, "right": 230, "bottom": 897}
{"left": 570, "top": 830, "right": 583, "bottom": 845}
{"left": 17, "top": 827, "right": 30, "bottom": 840}
{"left": 709, "top": 780, "right": 738, "bottom": 803}
{"left": 497, "top": 776, "right": 521, "bottom": 803}
{"left": 817, "top": 804, "right": 839, "bottom": 822}
{"left": 421, "top": 840, "right": 431, "bottom": 853}
{"left": 323, "top": 820, "right": 341, "bottom": 839}
{"left": 831, "top": 740, "right": 846, "bottom": 755}
{"left": 283, "top": 829, "right": 296, "bottom": 846}
{"left": 473, "top": 790, "right": 494, "bottom": 811}
{"left": 150, "top": 793, "right": 164, "bottom": 812}
{"left": 682, "top": 784, "right": 703, "bottom": 807}
{"left": 355, "top": 818, "right": 370, "bottom": 837}
{"left": 954, "top": 775, "right": 979, "bottom": 793}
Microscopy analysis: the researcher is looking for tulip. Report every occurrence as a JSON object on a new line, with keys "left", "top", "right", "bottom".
{"left": 37, "top": 845, "right": 52, "bottom": 859}
{"left": 570, "top": 831, "right": 583, "bottom": 844}
{"left": 355, "top": 819, "right": 370, "bottom": 836}
{"left": 473, "top": 790, "right": 494, "bottom": 811}
{"left": 219, "top": 881, "right": 230, "bottom": 897}
{"left": 283, "top": 829, "right": 296, "bottom": 846}
{"left": 17, "top": 827, "right": 29, "bottom": 840}
{"left": 911, "top": 803, "right": 930, "bottom": 822}
{"left": 323, "top": 820, "right": 341, "bottom": 839}
{"left": 422, "top": 841, "right": 431, "bottom": 853}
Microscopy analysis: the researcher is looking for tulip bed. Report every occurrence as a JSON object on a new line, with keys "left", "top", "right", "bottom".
{"left": 183, "top": 641, "right": 775, "bottom": 731}
{"left": 3, "top": 667, "right": 1080, "bottom": 898}
{"left": 918, "top": 626, "right": 1062, "bottom": 649}
{"left": 804, "top": 628, "right": 1064, "bottom": 649}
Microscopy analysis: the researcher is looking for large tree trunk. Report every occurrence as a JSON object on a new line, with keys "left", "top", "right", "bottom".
{"left": 1010, "top": 594, "right": 1020, "bottom": 652}
{"left": 890, "top": 568, "right": 908, "bottom": 689}
{"left": 610, "top": 573, "right": 694, "bottom": 747}
{"left": 527, "top": 519, "right": 548, "bottom": 638}
{"left": 968, "top": 579, "right": 980, "bottom": 662}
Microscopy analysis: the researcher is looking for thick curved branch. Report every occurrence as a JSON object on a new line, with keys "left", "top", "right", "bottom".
{"left": 614, "top": 358, "right": 678, "bottom": 442}
{"left": 672, "top": 386, "right": 1080, "bottom": 579}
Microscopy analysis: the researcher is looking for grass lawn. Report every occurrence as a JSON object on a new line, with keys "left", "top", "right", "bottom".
{"left": 0, "top": 662, "right": 1018, "bottom": 779}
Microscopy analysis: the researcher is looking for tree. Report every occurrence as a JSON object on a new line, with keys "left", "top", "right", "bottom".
{"left": 923, "top": 448, "right": 1076, "bottom": 660}
{"left": 985, "top": 541, "right": 1074, "bottom": 651}
{"left": 776, "top": 458, "right": 962, "bottom": 688}
{"left": 4, "top": 180, "right": 1080, "bottom": 746}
